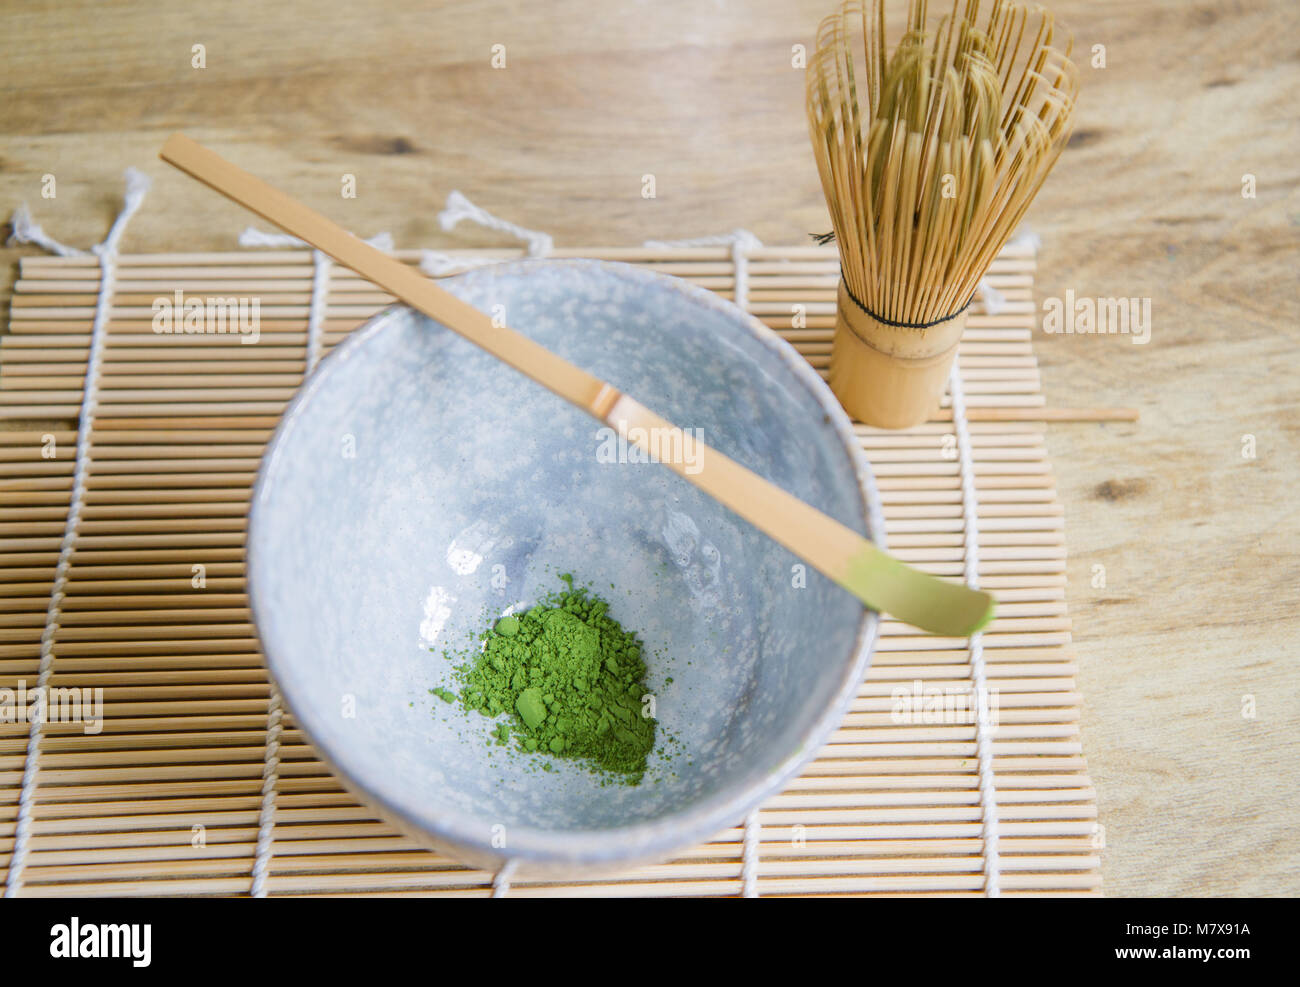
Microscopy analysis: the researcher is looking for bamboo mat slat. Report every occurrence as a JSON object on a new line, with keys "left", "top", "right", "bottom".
{"left": 0, "top": 240, "right": 1101, "bottom": 896}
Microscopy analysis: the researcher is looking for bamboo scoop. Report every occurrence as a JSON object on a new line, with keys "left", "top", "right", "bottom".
{"left": 159, "top": 134, "right": 994, "bottom": 636}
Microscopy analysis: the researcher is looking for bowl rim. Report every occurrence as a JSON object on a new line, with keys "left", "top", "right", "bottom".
{"left": 246, "top": 257, "right": 884, "bottom": 869}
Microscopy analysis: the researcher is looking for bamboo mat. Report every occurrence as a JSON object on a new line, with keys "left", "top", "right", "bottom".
{"left": 0, "top": 238, "right": 1101, "bottom": 896}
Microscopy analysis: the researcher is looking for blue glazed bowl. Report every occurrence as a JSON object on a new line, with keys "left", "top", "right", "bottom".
{"left": 246, "top": 259, "right": 882, "bottom": 876}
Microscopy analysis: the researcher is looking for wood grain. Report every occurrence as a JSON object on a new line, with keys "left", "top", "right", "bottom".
{"left": 1, "top": 0, "right": 1297, "bottom": 896}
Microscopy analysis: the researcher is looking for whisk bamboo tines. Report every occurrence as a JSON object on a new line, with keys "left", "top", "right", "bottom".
{"left": 806, "top": 0, "right": 1078, "bottom": 429}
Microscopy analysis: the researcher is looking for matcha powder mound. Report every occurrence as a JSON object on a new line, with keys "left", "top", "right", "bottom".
{"left": 450, "top": 575, "right": 656, "bottom": 784}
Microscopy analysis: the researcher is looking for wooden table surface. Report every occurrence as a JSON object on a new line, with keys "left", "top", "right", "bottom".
{"left": 2, "top": 0, "right": 1297, "bottom": 896}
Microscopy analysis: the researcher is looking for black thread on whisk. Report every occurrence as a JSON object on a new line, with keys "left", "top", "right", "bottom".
{"left": 812, "top": 231, "right": 972, "bottom": 327}
{"left": 841, "top": 276, "right": 972, "bottom": 330}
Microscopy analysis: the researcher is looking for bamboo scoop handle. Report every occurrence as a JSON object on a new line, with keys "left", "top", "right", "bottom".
{"left": 159, "top": 133, "right": 994, "bottom": 637}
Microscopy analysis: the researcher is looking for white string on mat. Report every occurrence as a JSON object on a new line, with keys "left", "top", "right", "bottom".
{"left": 8, "top": 206, "right": 88, "bottom": 257}
{"left": 643, "top": 229, "right": 762, "bottom": 313}
{"left": 492, "top": 859, "right": 518, "bottom": 898}
{"left": 976, "top": 278, "right": 1006, "bottom": 317}
{"left": 420, "top": 190, "right": 553, "bottom": 276}
{"left": 242, "top": 210, "right": 543, "bottom": 896}
{"left": 243, "top": 191, "right": 552, "bottom": 279}
{"left": 237, "top": 227, "right": 395, "bottom": 253}
{"left": 249, "top": 216, "right": 861, "bottom": 899}
{"left": 249, "top": 691, "right": 283, "bottom": 898}
{"left": 740, "top": 810, "right": 761, "bottom": 898}
{"left": 473, "top": 224, "right": 761, "bottom": 900}
{"left": 973, "top": 230, "right": 1038, "bottom": 317}
{"left": 947, "top": 359, "right": 1002, "bottom": 897}
{"left": 3, "top": 167, "right": 152, "bottom": 897}
{"left": 239, "top": 228, "right": 397, "bottom": 378}
{"left": 304, "top": 250, "right": 333, "bottom": 373}
{"left": 237, "top": 226, "right": 374, "bottom": 895}
{"left": 250, "top": 250, "right": 330, "bottom": 895}
{"left": 1005, "top": 228, "right": 1042, "bottom": 253}
{"left": 440, "top": 190, "right": 553, "bottom": 255}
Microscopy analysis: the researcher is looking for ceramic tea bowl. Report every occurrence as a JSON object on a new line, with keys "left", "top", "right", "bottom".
{"left": 246, "top": 259, "right": 882, "bottom": 876}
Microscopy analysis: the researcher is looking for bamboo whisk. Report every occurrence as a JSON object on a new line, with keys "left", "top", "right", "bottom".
{"left": 806, "top": 0, "right": 1079, "bottom": 327}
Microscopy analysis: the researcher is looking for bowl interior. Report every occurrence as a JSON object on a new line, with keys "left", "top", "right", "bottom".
{"left": 248, "top": 260, "right": 877, "bottom": 864}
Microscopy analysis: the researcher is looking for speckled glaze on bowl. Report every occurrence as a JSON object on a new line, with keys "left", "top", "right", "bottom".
{"left": 246, "top": 259, "right": 883, "bottom": 877}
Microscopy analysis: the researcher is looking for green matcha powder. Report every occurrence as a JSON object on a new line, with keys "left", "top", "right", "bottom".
{"left": 435, "top": 575, "right": 656, "bottom": 785}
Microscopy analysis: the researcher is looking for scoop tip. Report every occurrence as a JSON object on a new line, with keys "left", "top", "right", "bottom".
{"left": 968, "top": 594, "right": 997, "bottom": 635}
